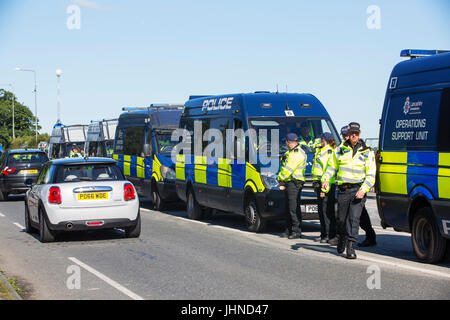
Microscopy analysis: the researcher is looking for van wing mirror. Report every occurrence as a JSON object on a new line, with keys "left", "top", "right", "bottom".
{"left": 143, "top": 144, "right": 153, "bottom": 157}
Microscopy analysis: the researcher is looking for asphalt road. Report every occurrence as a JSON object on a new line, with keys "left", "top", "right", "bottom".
{"left": 0, "top": 194, "right": 449, "bottom": 300}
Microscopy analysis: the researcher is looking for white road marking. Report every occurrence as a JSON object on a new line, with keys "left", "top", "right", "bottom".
{"left": 13, "top": 222, "right": 25, "bottom": 230}
{"left": 68, "top": 257, "right": 144, "bottom": 300}
{"left": 357, "top": 254, "right": 450, "bottom": 280}
{"left": 140, "top": 207, "right": 450, "bottom": 280}
{"left": 0, "top": 213, "right": 5, "bottom": 217}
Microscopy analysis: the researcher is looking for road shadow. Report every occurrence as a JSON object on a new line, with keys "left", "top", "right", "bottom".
{"left": 4, "top": 194, "right": 26, "bottom": 202}
{"left": 25, "top": 228, "right": 138, "bottom": 244}
{"left": 141, "top": 199, "right": 450, "bottom": 267}
{"left": 140, "top": 198, "right": 322, "bottom": 236}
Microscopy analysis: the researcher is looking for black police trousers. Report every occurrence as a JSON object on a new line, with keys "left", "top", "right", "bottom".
{"left": 337, "top": 184, "right": 366, "bottom": 243}
{"left": 285, "top": 180, "right": 305, "bottom": 234}
{"left": 314, "top": 183, "right": 337, "bottom": 239}
{"left": 360, "top": 206, "right": 376, "bottom": 241}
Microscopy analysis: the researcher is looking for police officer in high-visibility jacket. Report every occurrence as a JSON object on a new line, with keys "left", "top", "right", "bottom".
{"left": 70, "top": 144, "right": 82, "bottom": 158}
{"left": 322, "top": 122, "right": 376, "bottom": 259}
{"left": 312, "top": 132, "right": 337, "bottom": 244}
{"left": 336, "top": 125, "right": 377, "bottom": 248}
{"left": 299, "top": 122, "right": 321, "bottom": 152}
{"left": 277, "top": 133, "right": 307, "bottom": 239}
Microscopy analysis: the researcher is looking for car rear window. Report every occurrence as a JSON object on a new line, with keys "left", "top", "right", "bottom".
{"left": 54, "top": 163, "right": 124, "bottom": 183}
{"left": 8, "top": 153, "right": 48, "bottom": 166}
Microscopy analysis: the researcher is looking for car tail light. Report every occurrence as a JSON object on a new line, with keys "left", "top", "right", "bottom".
{"left": 124, "top": 183, "right": 135, "bottom": 201}
{"left": 49, "top": 186, "right": 61, "bottom": 204}
{"left": 2, "top": 167, "right": 17, "bottom": 175}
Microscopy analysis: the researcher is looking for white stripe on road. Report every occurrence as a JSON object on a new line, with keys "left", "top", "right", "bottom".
{"left": 0, "top": 213, "right": 5, "bottom": 217}
{"left": 67, "top": 257, "right": 144, "bottom": 300}
{"left": 357, "top": 254, "right": 450, "bottom": 280}
{"left": 13, "top": 222, "right": 25, "bottom": 230}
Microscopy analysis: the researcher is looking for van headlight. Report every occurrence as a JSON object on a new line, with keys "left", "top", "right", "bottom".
{"left": 160, "top": 165, "right": 176, "bottom": 181}
{"left": 260, "top": 173, "right": 280, "bottom": 190}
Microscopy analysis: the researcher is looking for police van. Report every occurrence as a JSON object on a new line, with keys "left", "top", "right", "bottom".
{"left": 48, "top": 123, "right": 64, "bottom": 159}
{"left": 48, "top": 124, "right": 88, "bottom": 159}
{"left": 376, "top": 49, "right": 450, "bottom": 263}
{"left": 174, "top": 92, "right": 340, "bottom": 232}
{"left": 85, "top": 119, "right": 118, "bottom": 158}
{"left": 113, "top": 105, "right": 183, "bottom": 210}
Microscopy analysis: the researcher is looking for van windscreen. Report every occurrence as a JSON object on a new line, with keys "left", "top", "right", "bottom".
{"left": 249, "top": 117, "right": 339, "bottom": 154}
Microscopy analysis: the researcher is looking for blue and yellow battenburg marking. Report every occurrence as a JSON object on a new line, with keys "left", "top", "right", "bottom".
{"left": 379, "top": 151, "right": 450, "bottom": 199}
{"left": 175, "top": 155, "right": 265, "bottom": 193}
{"left": 113, "top": 153, "right": 164, "bottom": 181}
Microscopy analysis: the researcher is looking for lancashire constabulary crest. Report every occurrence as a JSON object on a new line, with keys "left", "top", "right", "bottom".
{"left": 403, "top": 97, "right": 410, "bottom": 115}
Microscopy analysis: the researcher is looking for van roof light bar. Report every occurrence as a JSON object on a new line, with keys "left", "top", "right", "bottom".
{"left": 122, "top": 105, "right": 183, "bottom": 112}
{"left": 401, "top": 49, "right": 449, "bottom": 59}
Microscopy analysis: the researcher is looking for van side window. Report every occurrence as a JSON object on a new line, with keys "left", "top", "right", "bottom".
{"left": 115, "top": 127, "right": 126, "bottom": 154}
{"left": 382, "top": 90, "right": 442, "bottom": 151}
{"left": 179, "top": 117, "right": 194, "bottom": 155}
{"left": 123, "top": 126, "right": 145, "bottom": 156}
{"left": 437, "top": 88, "right": 450, "bottom": 151}
{"left": 206, "top": 118, "right": 229, "bottom": 158}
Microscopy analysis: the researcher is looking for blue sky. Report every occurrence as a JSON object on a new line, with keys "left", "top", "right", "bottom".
{"left": 0, "top": 0, "right": 449, "bottom": 138}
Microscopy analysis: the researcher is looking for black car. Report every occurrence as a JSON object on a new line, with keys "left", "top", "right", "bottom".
{"left": 0, "top": 149, "right": 49, "bottom": 200}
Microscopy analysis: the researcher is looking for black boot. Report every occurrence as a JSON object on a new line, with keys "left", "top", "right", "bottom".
{"left": 337, "top": 235, "right": 347, "bottom": 254}
{"left": 346, "top": 241, "right": 357, "bottom": 259}
{"left": 358, "top": 237, "right": 377, "bottom": 247}
{"left": 280, "top": 229, "right": 290, "bottom": 238}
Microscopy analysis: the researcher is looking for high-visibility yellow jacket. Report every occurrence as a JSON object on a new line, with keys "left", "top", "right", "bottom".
{"left": 299, "top": 136, "right": 321, "bottom": 151}
{"left": 70, "top": 151, "right": 82, "bottom": 158}
{"left": 277, "top": 144, "right": 306, "bottom": 182}
{"left": 312, "top": 144, "right": 335, "bottom": 192}
{"left": 323, "top": 140, "right": 376, "bottom": 193}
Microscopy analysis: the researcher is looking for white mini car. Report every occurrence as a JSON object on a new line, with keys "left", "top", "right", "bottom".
{"left": 24, "top": 157, "right": 140, "bottom": 242}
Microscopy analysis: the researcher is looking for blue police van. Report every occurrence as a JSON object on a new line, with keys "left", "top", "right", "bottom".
{"left": 113, "top": 105, "right": 183, "bottom": 210}
{"left": 376, "top": 49, "right": 450, "bottom": 263}
{"left": 175, "top": 92, "right": 340, "bottom": 232}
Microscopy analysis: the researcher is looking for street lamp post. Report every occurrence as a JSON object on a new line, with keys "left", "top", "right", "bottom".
{"left": 56, "top": 69, "right": 62, "bottom": 124}
{"left": 16, "top": 67, "right": 38, "bottom": 142}
{"left": 0, "top": 83, "right": 15, "bottom": 139}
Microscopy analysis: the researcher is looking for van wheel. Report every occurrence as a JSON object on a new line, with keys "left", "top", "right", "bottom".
{"left": 186, "top": 189, "right": 202, "bottom": 220}
{"left": 411, "top": 207, "right": 447, "bottom": 263}
{"left": 152, "top": 185, "right": 164, "bottom": 211}
{"left": 39, "top": 209, "right": 56, "bottom": 243}
{"left": 244, "top": 197, "right": 266, "bottom": 233}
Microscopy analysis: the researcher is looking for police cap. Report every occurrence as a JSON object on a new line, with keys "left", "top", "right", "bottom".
{"left": 348, "top": 122, "right": 361, "bottom": 133}
{"left": 285, "top": 133, "right": 298, "bottom": 142}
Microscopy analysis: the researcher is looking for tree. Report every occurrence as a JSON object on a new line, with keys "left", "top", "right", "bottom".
{"left": 0, "top": 89, "right": 41, "bottom": 148}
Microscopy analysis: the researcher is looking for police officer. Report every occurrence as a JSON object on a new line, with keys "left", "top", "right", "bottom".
{"left": 299, "top": 122, "right": 321, "bottom": 151}
{"left": 277, "top": 133, "right": 307, "bottom": 239}
{"left": 312, "top": 132, "right": 337, "bottom": 243}
{"left": 70, "top": 144, "right": 82, "bottom": 158}
{"left": 323, "top": 122, "right": 376, "bottom": 259}
{"left": 339, "top": 125, "right": 377, "bottom": 248}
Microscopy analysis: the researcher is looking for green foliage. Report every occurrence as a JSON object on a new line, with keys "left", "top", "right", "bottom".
{"left": 0, "top": 89, "right": 42, "bottom": 149}
{"left": 10, "top": 133, "right": 50, "bottom": 149}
